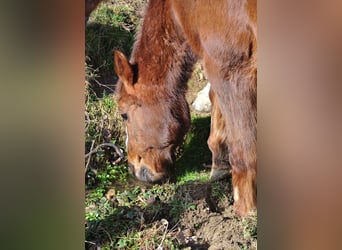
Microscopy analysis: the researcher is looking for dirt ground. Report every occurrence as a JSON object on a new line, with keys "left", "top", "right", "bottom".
{"left": 171, "top": 181, "right": 257, "bottom": 250}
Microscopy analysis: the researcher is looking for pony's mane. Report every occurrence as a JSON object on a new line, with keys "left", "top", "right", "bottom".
{"left": 127, "top": 0, "right": 195, "bottom": 104}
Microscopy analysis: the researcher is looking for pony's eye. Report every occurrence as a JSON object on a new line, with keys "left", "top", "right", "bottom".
{"left": 121, "top": 113, "right": 128, "bottom": 121}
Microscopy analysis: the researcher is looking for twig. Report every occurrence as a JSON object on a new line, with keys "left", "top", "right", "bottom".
{"left": 99, "top": 226, "right": 113, "bottom": 246}
{"left": 92, "top": 77, "right": 116, "bottom": 94}
{"left": 84, "top": 142, "right": 124, "bottom": 171}
{"left": 85, "top": 240, "right": 96, "bottom": 245}
{"left": 85, "top": 142, "right": 124, "bottom": 159}
{"left": 85, "top": 240, "right": 100, "bottom": 250}
{"left": 169, "top": 220, "right": 180, "bottom": 232}
{"left": 157, "top": 219, "right": 169, "bottom": 250}
{"left": 84, "top": 110, "right": 91, "bottom": 131}
{"left": 85, "top": 140, "right": 95, "bottom": 174}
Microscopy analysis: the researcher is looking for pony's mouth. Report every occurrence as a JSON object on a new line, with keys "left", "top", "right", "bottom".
{"left": 127, "top": 162, "right": 168, "bottom": 183}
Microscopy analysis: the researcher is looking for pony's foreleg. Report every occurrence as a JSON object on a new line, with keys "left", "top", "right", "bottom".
{"left": 232, "top": 166, "right": 257, "bottom": 216}
{"left": 204, "top": 58, "right": 257, "bottom": 216}
{"left": 207, "top": 88, "right": 231, "bottom": 181}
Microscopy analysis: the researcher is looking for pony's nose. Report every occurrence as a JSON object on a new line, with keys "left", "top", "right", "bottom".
{"left": 137, "top": 166, "right": 166, "bottom": 184}
{"left": 139, "top": 166, "right": 152, "bottom": 183}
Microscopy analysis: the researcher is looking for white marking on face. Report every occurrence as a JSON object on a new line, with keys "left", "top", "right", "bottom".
{"left": 125, "top": 127, "right": 129, "bottom": 148}
{"left": 234, "top": 186, "right": 239, "bottom": 201}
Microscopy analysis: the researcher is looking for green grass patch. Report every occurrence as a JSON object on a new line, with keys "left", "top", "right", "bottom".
{"left": 175, "top": 115, "right": 212, "bottom": 180}
{"left": 242, "top": 216, "right": 258, "bottom": 241}
{"left": 177, "top": 170, "right": 209, "bottom": 184}
{"left": 86, "top": 3, "right": 138, "bottom": 73}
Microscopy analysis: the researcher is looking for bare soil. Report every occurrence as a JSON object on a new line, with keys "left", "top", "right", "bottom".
{"left": 171, "top": 181, "right": 257, "bottom": 250}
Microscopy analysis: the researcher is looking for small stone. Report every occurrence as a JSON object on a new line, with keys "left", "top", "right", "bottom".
{"left": 105, "top": 189, "right": 116, "bottom": 201}
{"left": 175, "top": 231, "right": 186, "bottom": 244}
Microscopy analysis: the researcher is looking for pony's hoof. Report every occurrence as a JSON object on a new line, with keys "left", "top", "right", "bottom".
{"left": 234, "top": 204, "right": 257, "bottom": 217}
{"left": 209, "top": 168, "right": 230, "bottom": 181}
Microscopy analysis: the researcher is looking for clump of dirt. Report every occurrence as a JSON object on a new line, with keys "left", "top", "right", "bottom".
{"left": 175, "top": 180, "right": 257, "bottom": 250}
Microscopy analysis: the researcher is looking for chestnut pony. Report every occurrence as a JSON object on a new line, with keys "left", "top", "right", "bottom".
{"left": 114, "top": 0, "right": 256, "bottom": 216}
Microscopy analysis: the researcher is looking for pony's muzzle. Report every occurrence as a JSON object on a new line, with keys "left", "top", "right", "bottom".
{"left": 128, "top": 160, "right": 169, "bottom": 183}
{"left": 137, "top": 165, "right": 167, "bottom": 183}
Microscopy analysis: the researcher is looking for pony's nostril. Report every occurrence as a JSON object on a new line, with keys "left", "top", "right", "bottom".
{"left": 140, "top": 166, "right": 152, "bottom": 182}
{"left": 141, "top": 167, "right": 148, "bottom": 177}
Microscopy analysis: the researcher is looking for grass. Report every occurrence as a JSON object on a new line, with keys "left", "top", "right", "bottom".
{"left": 85, "top": 183, "right": 181, "bottom": 249}
{"left": 85, "top": 62, "right": 128, "bottom": 190}
{"left": 175, "top": 115, "right": 212, "bottom": 183}
{"left": 86, "top": 0, "right": 143, "bottom": 73}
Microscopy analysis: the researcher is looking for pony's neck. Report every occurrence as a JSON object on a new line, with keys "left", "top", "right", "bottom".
{"left": 130, "top": 0, "right": 195, "bottom": 101}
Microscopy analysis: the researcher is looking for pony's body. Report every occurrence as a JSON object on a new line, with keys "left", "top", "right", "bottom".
{"left": 115, "top": 0, "right": 257, "bottom": 216}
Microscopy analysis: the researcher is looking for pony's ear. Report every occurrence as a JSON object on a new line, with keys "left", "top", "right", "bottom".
{"left": 114, "top": 50, "right": 135, "bottom": 95}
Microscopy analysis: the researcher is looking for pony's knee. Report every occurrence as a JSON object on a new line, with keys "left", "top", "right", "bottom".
{"left": 207, "top": 134, "right": 217, "bottom": 153}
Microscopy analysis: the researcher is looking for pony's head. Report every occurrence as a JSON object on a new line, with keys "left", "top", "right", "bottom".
{"left": 114, "top": 50, "right": 190, "bottom": 183}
